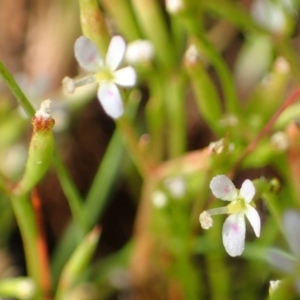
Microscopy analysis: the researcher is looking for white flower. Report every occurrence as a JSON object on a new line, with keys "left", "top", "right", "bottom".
{"left": 269, "top": 280, "right": 281, "bottom": 295}
{"left": 251, "top": 0, "right": 288, "bottom": 35}
{"left": 152, "top": 191, "right": 167, "bottom": 208}
{"left": 185, "top": 44, "right": 199, "bottom": 64}
{"left": 200, "top": 175, "right": 261, "bottom": 257}
{"left": 64, "top": 36, "right": 136, "bottom": 119}
{"left": 125, "top": 40, "right": 154, "bottom": 65}
{"left": 166, "top": 0, "right": 184, "bottom": 14}
{"left": 163, "top": 177, "right": 186, "bottom": 198}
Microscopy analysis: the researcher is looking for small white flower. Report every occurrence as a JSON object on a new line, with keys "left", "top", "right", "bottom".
{"left": 270, "top": 131, "right": 289, "bottom": 151}
{"left": 269, "top": 280, "right": 281, "bottom": 295}
{"left": 166, "top": 0, "right": 184, "bottom": 14}
{"left": 208, "top": 138, "right": 235, "bottom": 155}
{"left": 185, "top": 44, "right": 199, "bottom": 64}
{"left": 251, "top": 0, "right": 288, "bottom": 35}
{"left": 65, "top": 36, "right": 136, "bottom": 119}
{"left": 125, "top": 40, "right": 154, "bottom": 65}
{"left": 200, "top": 175, "right": 260, "bottom": 257}
{"left": 164, "top": 177, "right": 186, "bottom": 198}
{"left": 152, "top": 191, "right": 167, "bottom": 208}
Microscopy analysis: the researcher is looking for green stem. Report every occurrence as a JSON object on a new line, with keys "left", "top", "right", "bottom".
{"left": 55, "top": 227, "right": 100, "bottom": 300}
{"left": 100, "top": 0, "right": 142, "bottom": 41}
{"left": 0, "top": 61, "right": 35, "bottom": 118}
{"left": 205, "top": 217, "right": 231, "bottom": 300}
{"left": 11, "top": 194, "right": 42, "bottom": 300}
{"left": 51, "top": 94, "right": 140, "bottom": 285}
{"left": 146, "top": 73, "right": 165, "bottom": 162}
{"left": 53, "top": 153, "right": 86, "bottom": 231}
{"left": 131, "top": 0, "right": 175, "bottom": 69}
{"left": 235, "top": 86, "right": 300, "bottom": 169}
{"left": 0, "top": 60, "right": 86, "bottom": 231}
{"left": 180, "top": 18, "right": 239, "bottom": 114}
{"left": 165, "top": 73, "right": 187, "bottom": 158}
{"left": 117, "top": 116, "right": 152, "bottom": 177}
{"left": 197, "top": 31, "right": 239, "bottom": 114}
{"left": 261, "top": 191, "right": 283, "bottom": 234}
{"left": 185, "top": 52, "right": 223, "bottom": 135}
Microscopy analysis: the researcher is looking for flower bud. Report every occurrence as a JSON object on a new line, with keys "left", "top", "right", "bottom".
{"left": 14, "top": 100, "right": 55, "bottom": 195}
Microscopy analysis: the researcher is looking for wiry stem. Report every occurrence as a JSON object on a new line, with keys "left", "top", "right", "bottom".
{"left": 234, "top": 87, "right": 300, "bottom": 170}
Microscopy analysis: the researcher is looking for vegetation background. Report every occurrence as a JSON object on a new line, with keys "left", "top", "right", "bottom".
{"left": 0, "top": 0, "right": 300, "bottom": 299}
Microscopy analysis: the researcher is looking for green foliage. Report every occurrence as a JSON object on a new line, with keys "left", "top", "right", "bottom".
{"left": 0, "top": 0, "right": 300, "bottom": 299}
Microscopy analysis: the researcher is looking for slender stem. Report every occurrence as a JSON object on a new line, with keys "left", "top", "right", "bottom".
{"left": 130, "top": 178, "right": 156, "bottom": 285}
{"left": 165, "top": 73, "right": 187, "bottom": 158}
{"left": 10, "top": 194, "right": 43, "bottom": 300}
{"left": 31, "top": 189, "right": 52, "bottom": 300}
{"left": 206, "top": 217, "right": 231, "bottom": 300}
{"left": 235, "top": 86, "right": 300, "bottom": 169}
{"left": 51, "top": 95, "right": 141, "bottom": 285}
{"left": 197, "top": 31, "right": 239, "bottom": 114}
{"left": 53, "top": 152, "right": 86, "bottom": 231}
{"left": 146, "top": 73, "right": 165, "bottom": 162}
{"left": 261, "top": 192, "right": 283, "bottom": 235}
{"left": 181, "top": 18, "right": 239, "bottom": 114}
{"left": 0, "top": 61, "right": 35, "bottom": 118}
{"left": 117, "top": 116, "right": 152, "bottom": 177}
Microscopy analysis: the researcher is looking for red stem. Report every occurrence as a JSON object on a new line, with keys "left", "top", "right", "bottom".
{"left": 31, "top": 189, "right": 52, "bottom": 300}
{"left": 235, "top": 86, "right": 300, "bottom": 168}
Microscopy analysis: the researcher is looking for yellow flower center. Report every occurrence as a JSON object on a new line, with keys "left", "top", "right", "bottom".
{"left": 96, "top": 67, "right": 115, "bottom": 82}
{"left": 227, "top": 198, "right": 247, "bottom": 214}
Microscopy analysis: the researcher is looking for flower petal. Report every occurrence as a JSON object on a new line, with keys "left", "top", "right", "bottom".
{"left": 240, "top": 179, "right": 255, "bottom": 203}
{"left": 114, "top": 67, "right": 136, "bottom": 87}
{"left": 267, "top": 248, "right": 296, "bottom": 274}
{"left": 106, "top": 36, "right": 126, "bottom": 71}
{"left": 74, "top": 36, "right": 102, "bottom": 72}
{"left": 97, "top": 83, "right": 124, "bottom": 119}
{"left": 222, "top": 214, "right": 245, "bottom": 256}
{"left": 210, "top": 175, "right": 237, "bottom": 201}
{"left": 283, "top": 210, "right": 300, "bottom": 258}
{"left": 245, "top": 204, "right": 261, "bottom": 237}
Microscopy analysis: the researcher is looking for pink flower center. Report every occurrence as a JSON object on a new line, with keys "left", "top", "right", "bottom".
{"left": 224, "top": 186, "right": 230, "bottom": 193}
{"left": 231, "top": 223, "right": 239, "bottom": 233}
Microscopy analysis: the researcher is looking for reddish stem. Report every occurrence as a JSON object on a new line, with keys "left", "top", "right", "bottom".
{"left": 31, "top": 189, "right": 52, "bottom": 300}
{"left": 235, "top": 86, "right": 300, "bottom": 168}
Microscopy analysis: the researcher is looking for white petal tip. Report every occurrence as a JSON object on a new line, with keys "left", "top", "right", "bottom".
{"left": 210, "top": 175, "right": 237, "bottom": 201}
{"left": 222, "top": 214, "right": 246, "bottom": 257}
{"left": 240, "top": 179, "right": 256, "bottom": 203}
{"left": 74, "top": 36, "right": 101, "bottom": 72}
{"left": 114, "top": 67, "right": 137, "bottom": 87}
{"left": 98, "top": 83, "right": 124, "bottom": 119}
